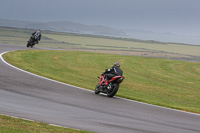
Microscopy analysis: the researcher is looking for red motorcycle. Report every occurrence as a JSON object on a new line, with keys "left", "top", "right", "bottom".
{"left": 94, "top": 74, "right": 125, "bottom": 97}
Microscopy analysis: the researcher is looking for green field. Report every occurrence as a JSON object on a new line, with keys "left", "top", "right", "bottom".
{"left": 3, "top": 50, "right": 200, "bottom": 113}
{"left": 43, "top": 33, "right": 200, "bottom": 56}
{"left": 0, "top": 114, "right": 91, "bottom": 133}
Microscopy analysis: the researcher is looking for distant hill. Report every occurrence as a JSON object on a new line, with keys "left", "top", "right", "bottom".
{"left": 1, "top": 18, "right": 198, "bottom": 45}
{"left": 0, "top": 18, "right": 125, "bottom": 36}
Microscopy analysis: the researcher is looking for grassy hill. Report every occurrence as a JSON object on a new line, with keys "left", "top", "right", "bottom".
{"left": 0, "top": 18, "right": 125, "bottom": 36}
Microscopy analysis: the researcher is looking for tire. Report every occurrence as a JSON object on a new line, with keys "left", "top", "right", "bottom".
{"left": 107, "top": 83, "right": 119, "bottom": 97}
{"left": 94, "top": 84, "right": 100, "bottom": 94}
{"left": 31, "top": 42, "right": 35, "bottom": 48}
{"left": 27, "top": 42, "right": 30, "bottom": 47}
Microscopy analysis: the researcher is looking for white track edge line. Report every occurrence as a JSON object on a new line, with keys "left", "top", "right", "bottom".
{"left": 1, "top": 51, "right": 200, "bottom": 117}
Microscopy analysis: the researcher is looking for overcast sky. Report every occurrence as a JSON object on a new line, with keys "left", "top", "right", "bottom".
{"left": 1, "top": 0, "right": 200, "bottom": 36}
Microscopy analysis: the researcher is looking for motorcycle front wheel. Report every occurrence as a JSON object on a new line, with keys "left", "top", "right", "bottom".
{"left": 94, "top": 84, "right": 100, "bottom": 94}
{"left": 27, "top": 41, "right": 30, "bottom": 47}
{"left": 107, "top": 83, "right": 119, "bottom": 97}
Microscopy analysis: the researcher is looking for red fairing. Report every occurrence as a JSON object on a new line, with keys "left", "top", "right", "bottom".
{"left": 109, "top": 76, "right": 124, "bottom": 82}
{"left": 99, "top": 75, "right": 105, "bottom": 85}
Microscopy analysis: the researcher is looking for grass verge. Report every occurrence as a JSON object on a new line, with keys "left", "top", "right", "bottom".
{"left": 3, "top": 50, "right": 200, "bottom": 114}
{"left": 0, "top": 114, "right": 92, "bottom": 133}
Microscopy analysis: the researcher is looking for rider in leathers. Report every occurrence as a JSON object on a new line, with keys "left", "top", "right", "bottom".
{"left": 31, "top": 30, "right": 41, "bottom": 44}
{"left": 102, "top": 62, "right": 123, "bottom": 84}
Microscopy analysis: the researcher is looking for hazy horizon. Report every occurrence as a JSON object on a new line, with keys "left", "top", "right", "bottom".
{"left": 1, "top": 0, "right": 200, "bottom": 45}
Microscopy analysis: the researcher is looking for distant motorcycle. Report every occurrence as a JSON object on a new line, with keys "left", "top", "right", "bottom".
{"left": 27, "top": 30, "right": 41, "bottom": 48}
{"left": 94, "top": 74, "right": 125, "bottom": 97}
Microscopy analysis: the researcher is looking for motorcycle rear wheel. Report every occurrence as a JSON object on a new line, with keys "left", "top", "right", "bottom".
{"left": 107, "top": 83, "right": 119, "bottom": 97}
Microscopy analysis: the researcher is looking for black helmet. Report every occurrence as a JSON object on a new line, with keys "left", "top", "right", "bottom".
{"left": 114, "top": 62, "right": 120, "bottom": 67}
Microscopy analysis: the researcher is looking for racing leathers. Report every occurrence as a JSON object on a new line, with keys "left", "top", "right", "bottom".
{"left": 102, "top": 65, "right": 123, "bottom": 81}
{"left": 31, "top": 31, "right": 41, "bottom": 44}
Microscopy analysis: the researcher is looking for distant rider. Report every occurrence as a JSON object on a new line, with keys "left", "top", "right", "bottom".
{"left": 31, "top": 29, "right": 42, "bottom": 44}
{"left": 102, "top": 62, "right": 123, "bottom": 83}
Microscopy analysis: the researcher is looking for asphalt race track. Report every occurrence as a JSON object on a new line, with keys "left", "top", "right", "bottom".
{"left": 0, "top": 43, "right": 200, "bottom": 133}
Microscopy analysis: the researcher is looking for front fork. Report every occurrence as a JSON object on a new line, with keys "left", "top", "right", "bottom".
{"left": 107, "top": 83, "right": 112, "bottom": 90}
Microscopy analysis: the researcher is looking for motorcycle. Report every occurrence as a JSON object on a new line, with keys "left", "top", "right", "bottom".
{"left": 27, "top": 36, "right": 38, "bottom": 48}
{"left": 94, "top": 74, "right": 125, "bottom": 97}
